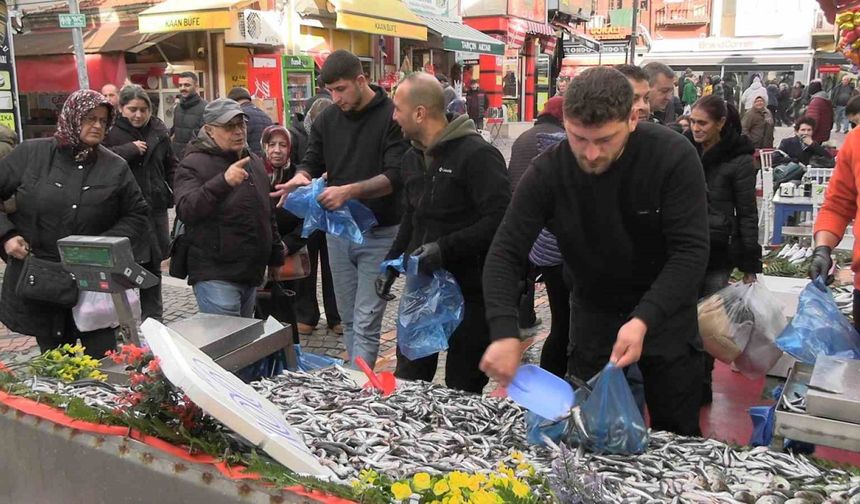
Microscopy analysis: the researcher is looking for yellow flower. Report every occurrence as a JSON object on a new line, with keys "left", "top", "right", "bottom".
{"left": 510, "top": 451, "right": 524, "bottom": 462}
{"left": 467, "top": 475, "right": 482, "bottom": 492}
{"left": 433, "top": 479, "right": 450, "bottom": 496}
{"left": 391, "top": 481, "right": 412, "bottom": 501}
{"left": 511, "top": 480, "right": 530, "bottom": 498}
{"left": 469, "top": 490, "right": 500, "bottom": 504}
{"left": 413, "top": 472, "right": 432, "bottom": 491}
{"left": 444, "top": 490, "right": 464, "bottom": 504}
{"left": 448, "top": 471, "right": 470, "bottom": 490}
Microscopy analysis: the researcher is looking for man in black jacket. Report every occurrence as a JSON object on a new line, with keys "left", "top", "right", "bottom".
{"left": 273, "top": 50, "right": 407, "bottom": 369}
{"left": 479, "top": 67, "right": 710, "bottom": 435}
{"left": 644, "top": 62, "right": 677, "bottom": 126}
{"left": 227, "top": 87, "right": 273, "bottom": 157}
{"left": 174, "top": 98, "right": 284, "bottom": 319}
{"left": 171, "top": 72, "right": 207, "bottom": 158}
{"left": 775, "top": 116, "right": 833, "bottom": 166}
{"left": 375, "top": 73, "right": 510, "bottom": 393}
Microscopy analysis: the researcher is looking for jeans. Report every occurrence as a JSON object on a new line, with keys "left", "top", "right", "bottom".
{"left": 193, "top": 280, "right": 257, "bottom": 318}
{"left": 836, "top": 106, "right": 849, "bottom": 133}
{"left": 327, "top": 225, "right": 398, "bottom": 368}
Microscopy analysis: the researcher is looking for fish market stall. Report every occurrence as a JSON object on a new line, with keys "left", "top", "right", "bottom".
{"left": 774, "top": 356, "right": 860, "bottom": 454}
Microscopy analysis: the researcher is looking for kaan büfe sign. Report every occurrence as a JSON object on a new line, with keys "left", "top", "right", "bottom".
{"left": 587, "top": 26, "right": 631, "bottom": 40}
{"left": 337, "top": 12, "right": 427, "bottom": 40}
{"left": 139, "top": 10, "right": 232, "bottom": 33}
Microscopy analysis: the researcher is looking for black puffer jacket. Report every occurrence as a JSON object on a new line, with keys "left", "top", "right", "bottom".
{"left": 171, "top": 93, "right": 207, "bottom": 158}
{"left": 0, "top": 139, "right": 149, "bottom": 339}
{"left": 104, "top": 116, "right": 177, "bottom": 211}
{"left": 241, "top": 102, "right": 273, "bottom": 157}
{"left": 507, "top": 115, "right": 563, "bottom": 191}
{"left": 174, "top": 131, "right": 285, "bottom": 286}
{"left": 686, "top": 129, "right": 762, "bottom": 273}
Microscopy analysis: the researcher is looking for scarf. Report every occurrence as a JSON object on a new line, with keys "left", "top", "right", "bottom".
{"left": 54, "top": 89, "right": 116, "bottom": 162}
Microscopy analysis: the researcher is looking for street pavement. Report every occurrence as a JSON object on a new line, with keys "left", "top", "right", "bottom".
{"left": 0, "top": 125, "right": 842, "bottom": 375}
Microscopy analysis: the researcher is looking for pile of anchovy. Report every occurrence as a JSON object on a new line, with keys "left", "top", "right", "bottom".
{"left": 16, "top": 370, "right": 860, "bottom": 503}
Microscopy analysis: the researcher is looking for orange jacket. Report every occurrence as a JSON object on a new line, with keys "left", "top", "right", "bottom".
{"left": 815, "top": 128, "right": 860, "bottom": 288}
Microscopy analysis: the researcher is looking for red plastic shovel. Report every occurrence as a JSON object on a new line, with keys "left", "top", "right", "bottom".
{"left": 354, "top": 356, "right": 396, "bottom": 396}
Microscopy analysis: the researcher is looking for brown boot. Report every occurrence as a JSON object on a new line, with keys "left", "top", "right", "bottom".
{"left": 297, "top": 323, "right": 315, "bottom": 335}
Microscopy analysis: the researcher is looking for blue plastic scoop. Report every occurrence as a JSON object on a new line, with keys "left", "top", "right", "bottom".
{"left": 507, "top": 364, "right": 575, "bottom": 421}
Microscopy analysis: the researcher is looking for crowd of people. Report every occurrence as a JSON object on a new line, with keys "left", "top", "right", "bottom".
{"left": 4, "top": 48, "right": 860, "bottom": 437}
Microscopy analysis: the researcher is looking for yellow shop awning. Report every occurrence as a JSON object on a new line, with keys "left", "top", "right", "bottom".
{"left": 330, "top": 0, "right": 427, "bottom": 41}
{"left": 138, "top": 0, "right": 254, "bottom": 34}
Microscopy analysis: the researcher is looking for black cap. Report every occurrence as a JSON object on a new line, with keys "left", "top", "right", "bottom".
{"left": 227, "top": 87, "right": 252, "bottom": 102}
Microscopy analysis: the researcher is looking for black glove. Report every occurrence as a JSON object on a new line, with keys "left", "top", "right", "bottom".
{"left": 413, "top": 242, "right": 443, "bottom": 275}
{"left": 375, "top": 267, "right": 398, "bottom": 301}
{"left": 808, "top": 245, "right": 834, "bottom": 285}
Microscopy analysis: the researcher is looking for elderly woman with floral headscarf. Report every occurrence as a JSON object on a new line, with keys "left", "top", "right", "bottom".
{"left": 0, "top": 89, "right": 149, "bottom": 358}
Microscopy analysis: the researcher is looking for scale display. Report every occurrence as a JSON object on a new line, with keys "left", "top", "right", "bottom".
{"left": 58, "top": 244, "right": 115, "bottom": 268}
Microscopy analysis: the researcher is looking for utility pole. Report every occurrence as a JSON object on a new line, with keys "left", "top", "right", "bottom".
{"left": 68, "top": 0, "right": 89, "bottom": 89}
{"left": 629, "top": 0, "right": 639, "bottom": 65}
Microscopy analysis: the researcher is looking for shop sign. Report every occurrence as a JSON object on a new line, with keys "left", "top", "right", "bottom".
{"left": 58, "top": 13, "right": 86, "bottom": 29}
{"left": 587, "top": 26, "right": 631, "bottom": 40}
{"left": 139, "top": 10, "right": 232, "bottom": 34}
{"left": 563, "top": 40, "right": 627, "bottom": 56}
{"left": 0, "top": 0, "right": 20, "bottom": 137}
{"left": 404, "top": 0, "right": 451, "bottom": 18}
{"left": 507, "top": 0, "right": 547, "bottom": 23}
{"left": 142, "top": 319, "right": 332, "bottom": 477}
{"left": 819, "top": 64, "right": 842, "bottom": 74}
{"left": 444, "top": 38, "right": 504, "bottom": 56}
{"left": 282, "top": 54, "right": 314, "bottom": 70}
{"left": 337, "top": 12, "right": 427, "bottom": 41}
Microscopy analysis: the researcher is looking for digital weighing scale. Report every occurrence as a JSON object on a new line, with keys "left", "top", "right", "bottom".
{"left": 57, "top": 236, "right": 296, "bottom": 382}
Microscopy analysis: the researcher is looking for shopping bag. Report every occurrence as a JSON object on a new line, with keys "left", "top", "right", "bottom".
{"left": 72, "top": 290, "right": 141, "bottom": 332}
{"left": 776, "top": 278, "right": 860, "bottom": 364}
{"left": 698, "top": 282, "right": 786, "bottom": 378}
{"left": 292, "top": 344, "right": 344, "bottom": 372}
{"left": 574, "top": 363, "right": 648, "bottom": 455}
{"left": 384, "top": 255, "right": 465, "bottom": 361}
{"left": 283, "top": 178, "right": 377, "bottom": 244}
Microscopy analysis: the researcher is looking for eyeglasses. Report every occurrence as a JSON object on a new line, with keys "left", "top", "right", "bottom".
{"left": 82, "top": 115, "right": 109, "bottom": 127}
{"left": 216, "top": 118, "right": 248, "bottom": 132}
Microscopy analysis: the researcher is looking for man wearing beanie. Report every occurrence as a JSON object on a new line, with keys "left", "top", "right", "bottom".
{"left": 227, "top": 87, "right": 272, "bottom": 156}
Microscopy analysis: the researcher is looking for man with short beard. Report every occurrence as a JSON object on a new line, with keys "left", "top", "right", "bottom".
{"left": 479, "top": 66, "right": 710, "bottom": 435}
{"left": 171, "top": 71, "right": 207, "bottom": 158}
{"left": 273, "top": 50, "right": 408, "bottom": 369}
{"left": 644, "top": 62, "right": 676, "bottom": 125}
{"left": 376, "top": 73, "right": 509, "bottom": 392}
{"left": 616, "top": 64, "right": 651, "bottom": 122}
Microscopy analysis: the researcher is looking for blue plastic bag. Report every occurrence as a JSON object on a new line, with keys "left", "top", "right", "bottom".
{"left": 291, "top": 344, "right": 344, "bottom": 372}
{"left": 385, "top": 255, "right": 465, "bottom": 360}
{"left": 575, "top": 363, "right": 648, "bottom": 455}
{"left": 776, "top": 279, "right": 860, "bottom": 364}
{"left": 283, "top": 178, "right": 377, "bottom": 244}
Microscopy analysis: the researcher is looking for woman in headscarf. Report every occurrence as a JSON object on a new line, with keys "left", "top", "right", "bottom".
{"left": 0, "top": 89, "right": 149, "bottom": 358}
{"left": 104, "top": 84, "right": 177, "bottom": 322}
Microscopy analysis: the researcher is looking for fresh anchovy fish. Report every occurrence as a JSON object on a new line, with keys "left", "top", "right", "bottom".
{"left": 17, "top": 367, "right": 859, "bottom": 503}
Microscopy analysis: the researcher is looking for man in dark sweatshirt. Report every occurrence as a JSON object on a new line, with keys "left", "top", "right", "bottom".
{"left": 273, "top": 50, "right": 408, "bottom": 369}
{"left": 479, "top": 67, "right": 710, "bottom": 435}
{"left": 171, "top": 71, "right": 207, "bottom": 158}
{"left": 375, "top": 73, "right": 510, "bottom": 393}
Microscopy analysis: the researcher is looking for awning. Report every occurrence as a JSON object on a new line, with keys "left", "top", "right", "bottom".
{"left": 330, "top": 0, "right": 427, "bottom": 41}
{"left": 138, "top": 0, "right": 254, "bottom": 34}
{"left": 13, "top": 25, "right": 174, "bottom": 57}
{"left": 518, "top": 19, "right": 556, "bottom": 37}
{"left": 419, "top": 15, "right": 504, "bottom": 55}
{"left": 16, "top": 53, "right": 127, "bottom": 93}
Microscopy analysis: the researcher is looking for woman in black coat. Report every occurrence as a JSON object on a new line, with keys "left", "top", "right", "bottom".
{"left": 104, "top": 84, "right": 178, "bottom": 322}
{"left": 686, "top": 95, "right": 762, "bottom": 403}
{"left": 0, "top": 89, "right": 149, "bottom": 357}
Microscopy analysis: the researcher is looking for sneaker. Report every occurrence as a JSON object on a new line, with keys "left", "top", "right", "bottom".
{"left": 296, "top": 323, "right": 315, "bottom": 335}
{"left": 329, "top": 323, "right": 344, "bottom": 335}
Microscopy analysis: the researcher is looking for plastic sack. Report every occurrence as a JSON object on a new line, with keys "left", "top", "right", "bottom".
{"left": 292, "top": 344, "right": 344, "bottom": 372}
{"left": 72, "top": 290, "right": 141, "bottom": 332}
{"left": 697, "top": 282, "right": 786, "bottom": 378}
{"left": 575, "top": 363, "right": 648, "bottom": 455}
{"left": 776, "top": 278, "right": 860, "bottom": 364}
{"left": 749, "top": 405, "right": 775, "bottom": 447}
{"left": 386, "top": 255, "right": 465, "bottom": 361}
{"left": 283, "top": 178, "right": 377, "bottom": 244}
{"left": 525, "top": 410, "right": 568, "bottom": 446}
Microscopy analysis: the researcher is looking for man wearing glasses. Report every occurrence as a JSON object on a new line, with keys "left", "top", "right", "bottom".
{"left": 173, "top": 98, "right": 285, "bottom": 320}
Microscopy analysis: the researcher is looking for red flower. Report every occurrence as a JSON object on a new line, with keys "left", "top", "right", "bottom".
{"left": 145, "top": 357, "right": 161, "bottom": 375}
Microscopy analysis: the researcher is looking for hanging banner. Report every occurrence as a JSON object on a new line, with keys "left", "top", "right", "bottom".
{"left": 0, "top": 0, "right": 21, "bottom": 138}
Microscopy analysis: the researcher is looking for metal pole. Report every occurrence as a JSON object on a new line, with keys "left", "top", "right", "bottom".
{"left": 67, "top": 0, "right": 89, "bottom": 89}
{"left": 6, "top": 4, "right": 23, "bottom": 143}
{"left": 629, "top": 0, "right": 639, "bottom": 65}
